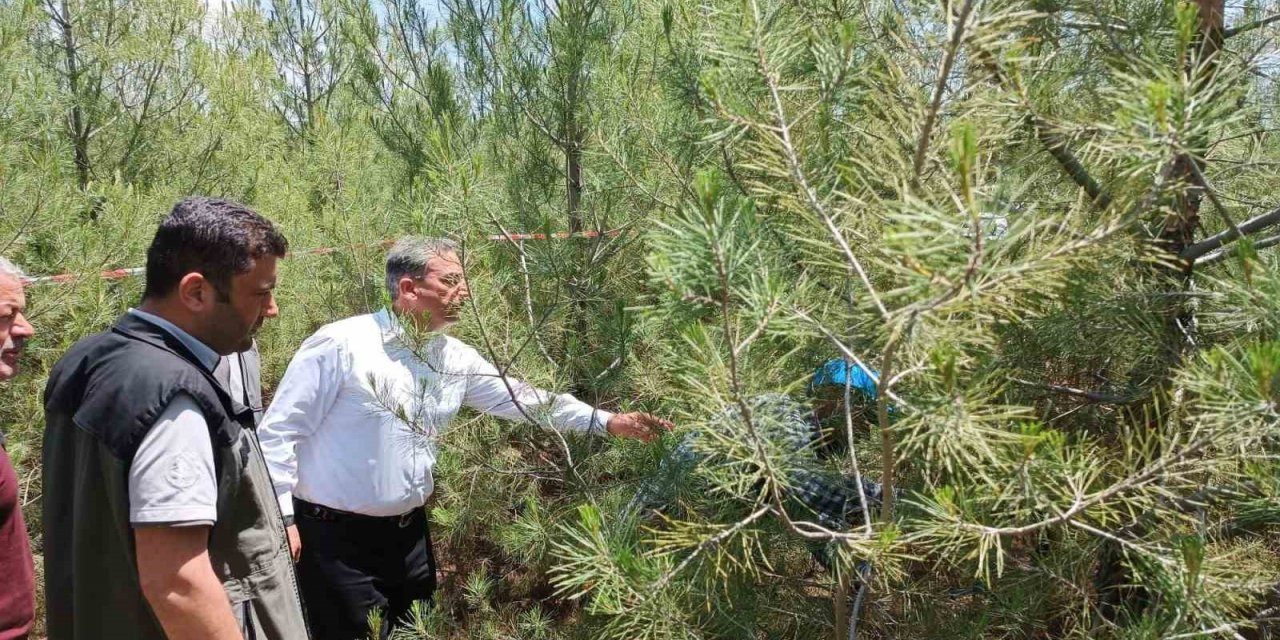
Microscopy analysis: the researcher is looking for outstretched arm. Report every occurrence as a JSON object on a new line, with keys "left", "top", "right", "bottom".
{"left": 460, "top": 347, "right": 672, "bottom": 441}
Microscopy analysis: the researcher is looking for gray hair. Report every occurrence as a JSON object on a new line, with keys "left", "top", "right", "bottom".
{"left": 385, "top": 236, "right": 459, "bottom": 300}
{"left": 0, "top": 256, "right": 24, "bottom": 282}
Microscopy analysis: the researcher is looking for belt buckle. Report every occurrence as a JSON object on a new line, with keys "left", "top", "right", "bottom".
{"left": 397, "top": 511, "right": 414, "bottom": 528}
{"left": 308, "top": 505, "right": 328, "bottom": 521}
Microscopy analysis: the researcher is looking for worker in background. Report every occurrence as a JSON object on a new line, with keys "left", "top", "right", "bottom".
{"left": 633, "top": 358, "right": 889, "bottom": 563}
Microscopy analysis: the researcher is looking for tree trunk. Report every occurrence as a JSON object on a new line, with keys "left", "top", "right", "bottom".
{"left": 297, "top": 0, "right": 315, "bottom": 135}
{"left": 833, "top": 572, "right": 852, "bottom": 640}
{"left": 1095, "top": 0, "right": 1225, "bottom": 625}
{"left": 565, "top": 63, "right": 583, "bottom": 232}
{"left": 1162, "top": 0, "right": 1223, "bottom": 269}
{"left": 567, "top": 143, "right": 583, "bottom": 232}
{"left": 59, "top": 0, "right": 91, "bottom": 191}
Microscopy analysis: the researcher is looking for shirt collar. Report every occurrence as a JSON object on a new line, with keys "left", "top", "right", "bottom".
{"left": 374, "top": 308, "right": 404, "bottom": 344}
{"left": 127, "top": 308, "right": 221, "bottom": 371}
{"left": 374, "top": 308, "right": 449, "bottom": 360}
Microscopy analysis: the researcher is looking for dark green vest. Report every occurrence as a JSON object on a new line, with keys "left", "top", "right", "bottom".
{"left": 42, "top": 314, "right": 309, "bottom": 639}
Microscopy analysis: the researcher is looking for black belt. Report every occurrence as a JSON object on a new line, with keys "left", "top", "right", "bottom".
{"left": 294, "top": 498, "right": 421, "bottom": 528}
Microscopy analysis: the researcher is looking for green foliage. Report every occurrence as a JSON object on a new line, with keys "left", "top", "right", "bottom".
{"left": 6, "top": 0, "right": 1280, "bottom": 637}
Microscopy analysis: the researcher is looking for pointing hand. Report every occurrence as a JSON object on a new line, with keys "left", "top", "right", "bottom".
{"left": 606, "top": 412, "right": 675, "bottom": 443}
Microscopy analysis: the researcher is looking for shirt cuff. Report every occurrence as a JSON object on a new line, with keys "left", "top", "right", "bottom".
{"left": 277, "top": 491, "right": 294, "bottom": 518}
{"left": 133, "top": 520, "right": 216, "bottom": 528}
{"left": 591, "top": 409, "right": 615, "bottom": 435}
{"left": 130, "top": 505, "right": 217, "bottom": 526}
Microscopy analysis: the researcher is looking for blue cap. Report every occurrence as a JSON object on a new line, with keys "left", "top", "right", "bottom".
{"left": 809, "top": 359, "right": 880, "bottom": 401}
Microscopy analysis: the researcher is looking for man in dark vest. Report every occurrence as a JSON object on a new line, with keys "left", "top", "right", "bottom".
{"left": 42, "top": 197, "right": 309, "bottom": 639}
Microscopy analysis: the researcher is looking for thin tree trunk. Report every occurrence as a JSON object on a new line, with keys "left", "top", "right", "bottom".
{"left": 565, "top": 65, "right": 583, "bottom": 232}
{"left": 567, "top": 85, "right": 591, "bottom": 394}
{"left": 834, "top": 572, "right": 852, "bottom": 640}
{"left": 298, "top": 0, "right": 315, "bottom": 135}
{"left": 567, "top": 144, "right": 583, "bottom": 231}
{"left": 1095, "top": 0, "right": 1224, "bottom": 626}
{"left": 59, "top": 0, "right": 91, "bottom": 191}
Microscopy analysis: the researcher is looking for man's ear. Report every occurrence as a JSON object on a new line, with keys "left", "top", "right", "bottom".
{"left": 397, "top": 276, "right": 416, "bottom": 301}
{"left": 176, "top": 272, "right": 214, "bottom": 312}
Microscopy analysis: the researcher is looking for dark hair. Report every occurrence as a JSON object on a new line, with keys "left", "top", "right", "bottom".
{"left": 143, "top": 197, "right": 289, "bottom": 300}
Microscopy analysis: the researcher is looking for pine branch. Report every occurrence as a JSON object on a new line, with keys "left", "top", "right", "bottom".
{"left": 650, "top": 504, "right": 771, "bottom": 590}
{"left": 956, "top": 433, "right": 1215, "bottom": 538}
{"left": 971, "top": 31, "right": 1114, "bottom": 212}
{"left": 1010, "top": 377, "right": 1136, "bottom": 404}
{"left": 748, "top": 0, "right": 889, "bottom": 322}
{"left": 1166, "top": 614, "right": 1280, "bottom": 640}
{"left": 1188, "top": 156, "right": 1243, "bottom": 241}
{"left": 876, "top": 318, "right": 909, "bottom": 524}
{"left": 842, "top": 291, "right": 874, "bottom": 536}
{"left": 1180, "top": 206, "right": 1280, "bottom": 261}
{"left": 1224, "top": 12, "right": 1280, "bottom": 38}
{"left": 485, "top": 210, "right": 559, "bottom": 367}
{"left": 910, "top": 0, "right": 975, "bottom": 185}
{"left": 1030, "top": 114, "right": 1113, "bottom": 211}
{"left": 1196, "top": 232, "right": 1280, "bottom": 265}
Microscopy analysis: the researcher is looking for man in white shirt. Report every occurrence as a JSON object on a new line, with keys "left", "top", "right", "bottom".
{"left": 258, "top": 236, "right": 672, "bottom": 639}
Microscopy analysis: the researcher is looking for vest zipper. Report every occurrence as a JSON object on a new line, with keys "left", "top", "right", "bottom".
{"left": 243, "top": 601, "right": 258, "bottom": 640}
{"left": 245, "top": 425, "right": 310, "bottom": 637}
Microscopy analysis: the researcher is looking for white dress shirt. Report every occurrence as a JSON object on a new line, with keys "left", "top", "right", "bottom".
{"left": 258, "top": 309, "right": 615, "bottom": 518}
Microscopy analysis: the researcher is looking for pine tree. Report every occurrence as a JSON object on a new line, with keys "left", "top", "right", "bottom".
{"left": 543, "top": 0, "right": 1280, "bottom": 637}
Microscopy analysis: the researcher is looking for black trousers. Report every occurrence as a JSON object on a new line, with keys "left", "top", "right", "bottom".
{"left": 295, "top": 499, "right": 437, "bottom": 640}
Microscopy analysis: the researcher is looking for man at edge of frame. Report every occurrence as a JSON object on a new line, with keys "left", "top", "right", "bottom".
{"left": 0, "top": 256, "right": 36, "bottom": 640}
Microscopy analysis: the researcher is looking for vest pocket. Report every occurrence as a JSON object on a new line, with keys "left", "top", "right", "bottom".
{"left": 213, "top": 430, "right": 284, "bottom": 580}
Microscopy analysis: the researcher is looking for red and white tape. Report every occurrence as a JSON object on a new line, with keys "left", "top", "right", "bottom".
{"left": 487, "top": 230, "right": 621, "bottom": 242}
{"left": 21, "top": 229, "right": 624, "bottom": 287}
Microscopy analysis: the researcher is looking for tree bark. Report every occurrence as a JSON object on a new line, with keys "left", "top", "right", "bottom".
{"left": 833, "top": 572, "right": 852, "bottom": 640}
{"left": 565, "top": 61, "right": 583, "bottom": 233}
{"left": 58, "top": 0, "right": 91, "bottom": 191}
